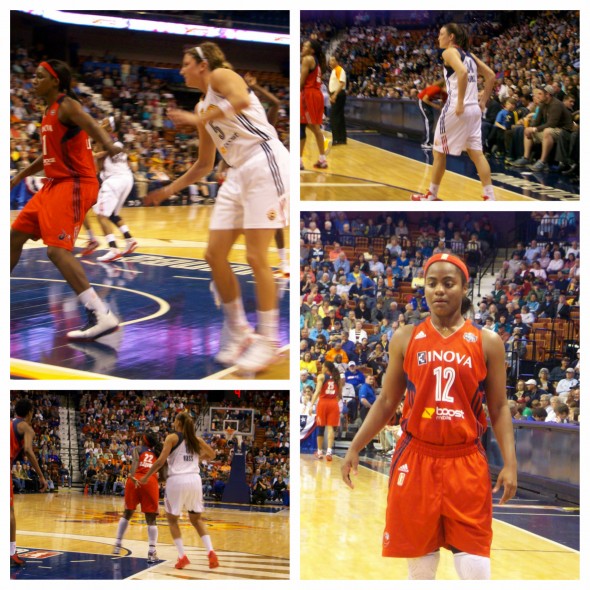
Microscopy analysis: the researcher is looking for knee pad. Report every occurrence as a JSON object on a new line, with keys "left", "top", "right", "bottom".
{"left": 300, "top": 124, "right": 307, "bottom": 140}
{"left": 407, "top": 551, "right": 440, "bottom": 580}
{"left": 316, "top": 426, "right": 325, "bottom": 437}
{"left": 109, "top": 213, "right": 121, "bottom": 224}
{"left": 453, "top": 552, "right": 491, "bottom": 580}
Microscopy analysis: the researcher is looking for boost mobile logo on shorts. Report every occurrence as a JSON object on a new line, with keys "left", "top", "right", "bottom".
{"left": 422, "top": 407, "right": 465, "bottom": 420}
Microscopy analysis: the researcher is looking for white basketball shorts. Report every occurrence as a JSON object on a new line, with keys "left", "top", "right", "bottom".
{"left": 92, "top": 173, "right": 134, "bottom": 217}
{"left": 164, "top": 473, "right": 204, "bottom": 516}
{"left": 433, "top": 103, "right": 482, "bottom": 156}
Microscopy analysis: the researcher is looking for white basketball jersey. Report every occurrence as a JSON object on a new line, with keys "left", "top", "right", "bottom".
{"left": 198, "top": 86, "right": 279, "bottom": 167}
{"left": 444, "top": 49, "right": 479, "bottom": 108}
{"left": 101, "top": 142, "right": 132, "bottom": 180}
{"left": 167, "top": 434, "right": 201, "bottom": 476}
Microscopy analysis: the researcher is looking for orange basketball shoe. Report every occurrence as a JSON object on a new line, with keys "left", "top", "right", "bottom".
{"left": 208, "top": 551, "right": 219, "bottom": 569}
{"left": 175, "top": 555, "right": 190, "bottom": 569}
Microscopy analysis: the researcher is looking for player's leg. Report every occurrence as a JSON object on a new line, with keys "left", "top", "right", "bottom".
{"left": 113, "top": 179, "right": 137, "bottom": 255}
{"left": 308, "top": 123, "right": 327, "bottom": 168}
{"left": 145, "top": 512, "right": 159, "bottom": 563}
{"left": 114, "top": 508, "right": 134, "bottom": 553}
{"left": 452, "top": 549, "right": 491, "bottom": 579}
{"left": 166, "top": 511, "right": 190, "bottom": 568}
{"left": 315, "top": 425, "right": 325, "bottom": 459}
{"left": 187, "top": 511, "right": 219, "bottom": 569}
{"left": 96, "top": 213, "right": 122, "bottom": 262}
{"left": 466, "top": 149, "right": 495, "bottom": 201}
{"left": 80, "top": 215, "right": 100, "bottom": 256}
{"left": 10, "top": 229, "right": 34, "bottom": 272}
{"left": 237, "top": 227, "right": 280, "bottom": 371}
{"left": 325, "top": 425, "right": 335, "bottom": 460}
{"left": 274, "top": 228, "right": 289, "bottom": 276}
{"left": 407, "top": 550, "right": 440, "bottom": 579}
{"left": 10, "top": 501, "right": 25, "bottom": 566}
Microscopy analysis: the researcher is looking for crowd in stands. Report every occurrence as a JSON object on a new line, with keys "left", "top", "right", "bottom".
{"left": 300, "top": 211, "right": 580, "bottom": 442}
{"left": 10, "top": 392, "right": 66, "bottom": 494}
{"left": 10, "top": 43, "right": 289, "bottom": 208}
{"left": 78, "top": 391, "right": 289, "bottom": 505}
{"left": 302, "top": 11, "right": 579, "bottom": 176}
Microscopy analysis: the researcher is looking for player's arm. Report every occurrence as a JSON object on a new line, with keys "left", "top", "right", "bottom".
{"left": 59, "top": 97, "right": 121, "bottom": 158}
{"left": 204, "top": 68, "right": 251, "bottom": 121}
{"left": 144, "top": 116, "right": 216, "bottom": 206}
{"left": 128, "top": 447, "right": 140, "bottom": 479}
{"left": 443, "top": 47, "right": 467, "bottom": 114}
{"left": 310, "top": 373, "right": 326, "bottom": 408}
{"left": 21, "top": 423, "right": 48, "bottom": 492}
{"left": 10, "top": 155, "right": 44, "bottom": 188}
{"left": 139, "top": 433, "right": 177, "bottom": 484}
{"left": 342, "top": 326, "right": 411, "bottom": 489}
{"left": 482, "top": 329, "right": 517, "bottom": 505}
{"left": 197, "top": 437, "right": 216, "bottom": 461}
{"left": 472, "top": 54, "right": 496, "bottom": 111}
{"left": 300, "top": 55, "right": 314, "bottom": 90}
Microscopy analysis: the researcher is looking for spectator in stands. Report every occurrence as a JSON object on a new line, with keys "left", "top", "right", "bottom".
{"left": 554, "top": 403, "right": 571, "bottom": 424}
{"left": 556, "top": 368, "right": 578, "bottom": 399}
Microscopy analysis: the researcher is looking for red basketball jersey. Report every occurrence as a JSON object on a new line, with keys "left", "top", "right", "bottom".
{"left": 320, "top": 375, "right": 339, "bottom": 399}
{"left": 401, "top": 318, "right": 487, "bottom": 445}
{"left": 10, "top": 419, "right": 25, "bottom": 464}
{"left": 303, "top": 59, "right": 322, "bottom": 91}
{"left": 134, "top": 447, "right": 158, "bottom": 478}
{"left": 41, "top": 94, "right": 97, "bottom": 180}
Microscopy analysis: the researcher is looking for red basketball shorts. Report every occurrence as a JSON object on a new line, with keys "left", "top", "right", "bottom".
{"left": 301, "top": 88, "right": 324, "bottom": 125}
{"left": 316, "top": 398, "right": 340, "bottom": 427}
{"left": 12, "top": 178, "right": 99, "bottom": 251}
{"left": 124, "top": 476, "right": 160, "bottom": 513}
{"left": 382, "top": 434, "right": 493, "bottom": 558}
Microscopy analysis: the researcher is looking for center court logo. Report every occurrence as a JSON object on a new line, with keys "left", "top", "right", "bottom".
{"left": 422, "top": 407, "right": 465, "bottom": 420}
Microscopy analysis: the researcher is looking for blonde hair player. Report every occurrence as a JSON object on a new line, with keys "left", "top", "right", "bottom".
{"left": 411, "top": 23, "right": 496, "bottom": 202}
{"left": 342, "top": 253, "right": 517, "bottom": 579}
{"left": 145, "top": 42, "right": 290, "bottom": 372}
{"left": 139, "top": 412, "right": 218, "bottom": 570}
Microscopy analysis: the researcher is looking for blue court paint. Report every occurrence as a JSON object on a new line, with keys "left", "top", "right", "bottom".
{"left": 11, "top": 547, "right": 162, "bottom": 580}
{"left": 349, "top": 131, "right": 579, "bottom": 201}
{"left": 11, "top": 252, "right": 289, "bottom": 379}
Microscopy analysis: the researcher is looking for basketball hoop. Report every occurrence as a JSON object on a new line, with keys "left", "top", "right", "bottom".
{"left": 225, "top": 427, "right": 242, "bottom": 449}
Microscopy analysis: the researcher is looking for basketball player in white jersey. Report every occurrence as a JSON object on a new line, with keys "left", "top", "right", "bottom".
{"left": 82, "top": 117, "right": 138, "bottom": 261}
{"left": 144, "top": 42, "right": 290, "bottom": 373}
{"left": 411, "top": 23, "right": 496, "bottom": 202}
{"left": 139, "top": 412, "right": 219, "bottom": 570}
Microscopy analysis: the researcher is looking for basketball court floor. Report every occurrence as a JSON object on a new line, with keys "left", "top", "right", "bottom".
{"left": 300, "top": 452, "right": 579, "bottom": 580}
{"left": 10, "top": 206, "right": 290, "bottom": 380}
{"left": 301, "top": 129, "right": 580, "bottom": 202}
{"left": 11, "top": 490, "right": 289, "bottom": 580}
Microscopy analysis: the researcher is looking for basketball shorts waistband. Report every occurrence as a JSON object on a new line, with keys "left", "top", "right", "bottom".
{"left": 404, "top": 435, "right": 482, "bottom": 458}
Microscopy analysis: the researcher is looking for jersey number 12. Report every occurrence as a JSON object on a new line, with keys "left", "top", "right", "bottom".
{"left": 433, "top": 366, "right": 455, "bottom": 402}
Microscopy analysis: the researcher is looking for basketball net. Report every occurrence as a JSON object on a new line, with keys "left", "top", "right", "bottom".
{"left": 225, "top": 427, "right": 242, "bottom": 447}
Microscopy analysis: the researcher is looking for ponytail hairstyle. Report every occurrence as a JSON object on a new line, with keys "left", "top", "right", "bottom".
{"left": 143, "top": 431, "right": 163, "bottom": 459}
{"left": 443, "top": 23, "right": 470, "bottom": 51}
{"left": 323, "top": 360, "right": 341, "bottom": 391}
{"left": 42, "top": 59, "right": 80, "bottom": 102}
{"left": 309, "top": 39, "right": 325, "bottom": 72}
{"left": 175, "top": 412, "right": 201, "bottom": 455}
{"left": 188, "top": 42, "right": 233, "bottom": 71}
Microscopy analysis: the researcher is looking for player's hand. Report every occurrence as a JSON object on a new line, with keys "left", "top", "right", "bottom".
{"left": 167, "top": 108, "right": 198, "bottom": 128}
{"left": 144, "top": 187, "right": 171, "bottom": 206}
{"left": 139, "top": 476, "right": 148, "bottom": 486}
{"left": 478, "top": 99, "right": 486, "bottom": 112}
{"left": 341, "top": 448, "right": 359, "bottom": 489}
{"left": 39, "top": 477, "right": 48, "bottom": 493}
{"left": 455, "top": 103, "right": 464, "bottom": 116}
{"left": 493, "top": 464, "right": 517, "bottom": 505}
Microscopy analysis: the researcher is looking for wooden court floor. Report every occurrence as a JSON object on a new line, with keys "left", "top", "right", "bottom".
{"left": 301, "top": 131, "right": 534, "bottom": 202}
{"left": 300, "top": 455, "right": 579, "bottom": 580}
{"left": 12, "top": 490, "right": 289, "bottom": 580}
{"left": 10, "top": 205, "right": 290, "bottom": 380}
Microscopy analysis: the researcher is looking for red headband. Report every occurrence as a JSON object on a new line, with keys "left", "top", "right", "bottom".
{"left": 424, "top": 253, "right": 469, "bottom": 281}
{"left": 40, "top": 61, "right": 59, "bottom": 80}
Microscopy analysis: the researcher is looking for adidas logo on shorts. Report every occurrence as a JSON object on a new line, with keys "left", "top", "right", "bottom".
{"left": 398, "top": 463, "right": 409, "bottom": 473}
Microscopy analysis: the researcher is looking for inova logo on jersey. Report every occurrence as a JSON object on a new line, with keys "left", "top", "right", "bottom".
{"left": 417, "top": 350, "right": 473, "bottom": 367}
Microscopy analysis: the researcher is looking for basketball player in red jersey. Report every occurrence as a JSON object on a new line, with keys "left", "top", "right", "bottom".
{"left": 114, "top": 432, "right": 162, "bottom": 563}
{"left": 10, "top": 398, "right": 48, "bottom": 567}
{"left": 300, "top": 39, "right": 328, "bottom": 169}
{"left": 310, "top": 360, "right": 342, "bottom": 461}
{"left": 342, "top": 253, "right": 517, "bottom": 579}
{"left": 10, "top": 59, "right": 121, "bottom": 339}
{"left": 411, "top": 23, "right": 496, "bottom": 201}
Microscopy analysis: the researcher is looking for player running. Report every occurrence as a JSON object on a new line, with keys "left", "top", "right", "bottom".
{"left": 342, "top": 253, "right": 517, "bottom": 579}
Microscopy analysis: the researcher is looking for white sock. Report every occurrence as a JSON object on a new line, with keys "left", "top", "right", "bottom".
{"left": 201, "top": 534, "right": 213, "bottom": 552}
{"left": 105, "top": 233, "right": 116, "bottom": 246}
{"left": 221, "top": 298, "right": 250, "bottom": 332}
{"left": 319, "top": 154, "right": 327, "bottom": 163}
{"left": 78, "top": 287, "right": 108, "bottom": 314}
{"left": 257, "top": 308, "right": 279, "bottom": 341}
{"left": 326, "top": 448, "right": 332, "bottom": 455}
{"left": 116, "top": 517, "right": 129, "bottom": 544}
{"left": 407, "top": 551, "right": 440, "bottom": 579}
{"left": 454, "top": 552, "right": 490, "bottom": 579}
{"left": 483, "top": 185, "right": 495, "bottom": 200}
{"left": 11, "top": 542, "right": 16, "bottom": 555}
{"left": 428, "top": 183, "right": 440, "bottom": 198}
{"left": 120, "top": 225, "right": 130, "bottom": 235}
{"left": 278, "top": 248, "right": 286, "bottom": 264}
{"left": 173, "top": 537, "right": 184, "bottom": 557}
{"left": 87, "top": 229, "right": 96, "bottom": 241}
{"left": 147, "top": 525, "right": 158, "bottom": 550}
